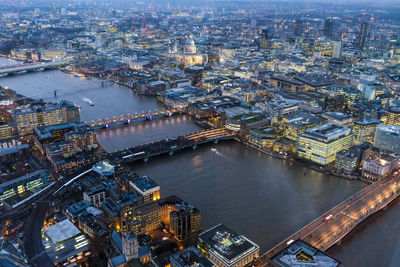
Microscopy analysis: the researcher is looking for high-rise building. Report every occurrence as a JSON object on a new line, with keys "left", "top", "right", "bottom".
{"left": 359, "top": 22, "right": 369, "bottom": 49}
{"left": 353, "top": 118, "right": 381, "bottom": 143}
{"left": 129, "top": 176, "right": 160, "bottom": 203}
{"left": 170, "top": 207, "right": 201, "bottom": 241}
{"left": 250, "top": 18, "right": 257, "bottom": 29}
{"left": 332, "top": 41, "right": 342, "bottom": 58}
{"left": 12, "top": 101, "right": 80, "bottom": 135}
{"left": 374, "top": 125, "right": 400, "bottom": 153}
{"left": 297, "top": 122, "right": 355, "bottom": 165}
{"left": 260, "top": 28, "right": 270, "bottom": 48}
{"left": 323, "top": 19, "right": 333, "bottom": 39}
{"left": 294, "top": 19, "right": 303, "bottom": 37}
{"left": 132, "top": 195, "right": 200, "bottom": 238}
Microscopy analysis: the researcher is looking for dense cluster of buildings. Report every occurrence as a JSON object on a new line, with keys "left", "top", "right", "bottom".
{"left": 0, "top": 0, "right": 400, "bottom": 266}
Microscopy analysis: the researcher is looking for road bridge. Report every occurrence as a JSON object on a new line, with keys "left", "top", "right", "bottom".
{"left": 256, "top": 170, "right": 400, "bottom": 266}
{"left": 0, "top": 61, "right": 69, "bottom": 76}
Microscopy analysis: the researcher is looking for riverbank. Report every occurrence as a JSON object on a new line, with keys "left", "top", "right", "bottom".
{"left": 241, "top": 140, "right": 372, "bottom": 184}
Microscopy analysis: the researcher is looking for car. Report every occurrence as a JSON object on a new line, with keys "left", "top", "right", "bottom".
{"left": 324, "top": 214, "right": 333, "bottom": 222}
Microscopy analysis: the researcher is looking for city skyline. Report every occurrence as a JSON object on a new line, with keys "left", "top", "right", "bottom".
{"left": 0, "top": 0, "right": 399, "bottom": 266}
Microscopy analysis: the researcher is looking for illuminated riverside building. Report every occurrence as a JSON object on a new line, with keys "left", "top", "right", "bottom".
{"left": 0, "top": 170, "right": 50, "bottom": 204}
{"left": 248, "top": 128, "right": 281, "bottom": 148}
{"left": 198, "top": 223, "right": 259, "bottom": 267}
{"left": 297, "top": 122, "right": 355, "bottom": 165}
{"left": 12, "top": 101, "right": 80, "bottom": 135}
{"left": 34, "top": 123, "right": 96, "bottom": 156}
{"left": 352, "top": 118, "right": 381, "bottom": 143}
{"left": 362, "top": 155, "right": 399, "bottom": 181}
{"left": 374, "top": 125, "right": 400, "bottom": 153}
{"left": 34, "top": 122, "right": 77, "bottom": 150}
{"left": 132, "top": 195, "right": 200, "bottom": 237}
{"left": 129, "top": 176, "right": 160, "bottom": 203}
{"left": 283, "top": 113, "right": 326, "bottom": 141}
{"left": 170, "top": 206, "right": 201, "bottom": 241}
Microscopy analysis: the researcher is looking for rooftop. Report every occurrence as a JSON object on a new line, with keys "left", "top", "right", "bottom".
{"left": 198, "top": 223, "right": 259, "bottom": 262}
{"left": 321, "top": 111, "right": 353, "bottom": 121}
{"left": 44, "top": 219, "right": 81, "bottom": 244}
{"left": 134, "top": 195, "right": 196, "bottom": 215}
{"left": 130, "top": 176, "right": 159, "bottom": 194}
{"left": 272, "top": 239, "right": 340, "bottom": 267}
{"left": 170, "top": 246, "right": 213, "bottom": 267}
{"left": 302, "top": 122, "right": 351, "bottom": 141}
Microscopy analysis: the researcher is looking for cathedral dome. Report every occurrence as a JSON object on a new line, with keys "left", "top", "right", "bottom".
{"left": 184, "top": 38, "right": 196, "bottom": 54}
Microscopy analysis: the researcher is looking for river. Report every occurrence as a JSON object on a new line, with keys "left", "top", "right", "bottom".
{"left": 1, "top": 60, "right": 399, "bottom": 266}
{"left": 0, "top": 69, "right": 162, "bottom": 122}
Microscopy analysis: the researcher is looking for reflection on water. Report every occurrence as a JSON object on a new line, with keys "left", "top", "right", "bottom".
{"left": 129, "top": 141, "right": 366, "bottom": 254}
{"left": 96, "top": 115, "right": 201, "bottom": 152}
{"left": 0, "top": 70, "right": 162, "bottom": 122}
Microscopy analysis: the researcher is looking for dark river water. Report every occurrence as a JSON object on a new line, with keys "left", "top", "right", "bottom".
{"left": 1, "top": 60, "right": 399, "bottom": 266}
{"left": 0, "top": 69, "right": 162, "bottom": 122}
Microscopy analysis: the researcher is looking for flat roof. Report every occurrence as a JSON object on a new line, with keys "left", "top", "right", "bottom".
{"left": 44, "top": 219, "right": 82, "bottom": 244}
{"left": 272, "top": 239, "right": 340, "bottom": 267}
{"left": 322, "top": 112, "right": 352, "bottom": 121}
{"left": 134, "top": 195, "right": 189, "bottom": 215}
{"left": 302, "top": 122, "right": 351, "bottom": 141}
{"left": 0, "top": 170, "right": 48, "bottom": 189}
{"left": 199, "top": 223, "right": 259, "bottom": 262}
{"left": 130, "top": 176, "right": 159, "bottom": 194}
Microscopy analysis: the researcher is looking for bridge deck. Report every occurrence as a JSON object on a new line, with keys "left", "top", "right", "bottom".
{"left": 0, "top": 61, "right": 69, "bottom": 74}
{"left": 257, "top": 173, "right": 400, "bottom": 266}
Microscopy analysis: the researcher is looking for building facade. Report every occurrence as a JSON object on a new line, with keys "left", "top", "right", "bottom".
{"left": 297, "top": 122, "right": 355, "bottom": 165}
{"left": 12, "top": 101, "right": 80, "bottom": 135}
{"left": 374, "top": 125, "right": 400, "bottom": 153}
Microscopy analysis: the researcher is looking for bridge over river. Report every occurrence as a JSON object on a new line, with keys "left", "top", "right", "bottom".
{"left": 256, "top": 170, "right": 400, "bottom": 266}
{"left": 112, "top": 128, "right": 237, "bottom": 163}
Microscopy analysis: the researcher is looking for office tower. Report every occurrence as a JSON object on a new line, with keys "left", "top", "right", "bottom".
{"left": 332, "top": 41, "right": 342, "bottom": 58}
{"left": 251, "top": 18, "right": 257, "bottom": 29}
{"left": 169, "top": 207, "right": 201, "bottom": 241}
{"left": 294, "top": 19, "right": 303, "bottom": 37}
{"left": 297, "top": 122, "right": 355, "bottom": 165}
{"left": 353, "top": 118, "right": 381, "bottom": 143}
{"left": 323, "top": 19, "right": 334, "bottom": 39}
{"left": 12, "top": 101, "right": 80, "bottom": 135}
{"left": 359, "top": 22, "right": 369, "bottom": 49}
{"left": 374, "top": 125, "right": 400, "bottom": 153}
{"left": 260, "top": 28, "right": 270, "bottom": 48}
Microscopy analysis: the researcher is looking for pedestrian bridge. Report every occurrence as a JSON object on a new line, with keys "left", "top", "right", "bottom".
{"left": 255, "top": 170, "right": 400, "bottom": 266}
{"left": 89, "top": 107, "right": 186, "bottom": 129}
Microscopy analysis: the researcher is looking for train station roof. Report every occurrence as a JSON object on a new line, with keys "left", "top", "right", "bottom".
{"left": 44, "top": 219, "right": 81, "bottom": 244}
